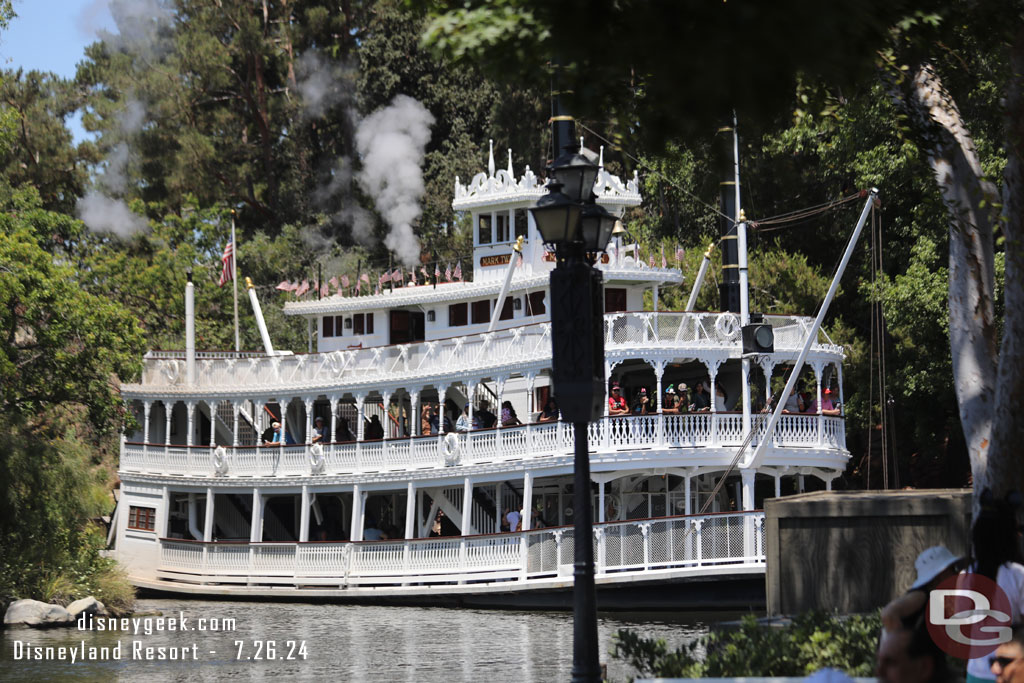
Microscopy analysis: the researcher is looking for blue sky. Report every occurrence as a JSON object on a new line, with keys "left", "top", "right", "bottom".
{"left": 1, "top": 0, "right": 117, "bottom": 141}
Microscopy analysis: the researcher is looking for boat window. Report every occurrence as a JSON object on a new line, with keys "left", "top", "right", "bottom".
{"left": 605, "top": 288, "right": 628, "bottom": 313}
{"left": 449, "top": 302, "right": 468, "bottom": 327}
{"left": 471, "top": 299, "right": 491, "bottom": 325}
{"left": 128, "top": 506, "right": 156, "bottom": 532}
{"left": 495, "top": 213, "right": 509, "bottom": 243}
{"left": 499, "top": 296, "right": 515, "bottom": 321}
{"left": 478, "top": 214, "right": 492, "bottom": 245}
{"left": 527, "top": 291, "right": 546, "bottom": 316}
{"left": 353, "top": 313, "right": 374, "bottom": 335}
{"left": 336, "top": 315, "right": 345, "bottom": 333}
{"left": 323, "top": 315, "right": 335, "bottom": 337}
{"left": 514, "top": 209, "right": 528, "bottom": 240}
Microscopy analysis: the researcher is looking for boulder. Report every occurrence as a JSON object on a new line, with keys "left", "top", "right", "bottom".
{"left": 3, "top": 599, "right": 74, "bottom": 627}
{"left": 66, "top": 597, "right": 106, "bottom": 619}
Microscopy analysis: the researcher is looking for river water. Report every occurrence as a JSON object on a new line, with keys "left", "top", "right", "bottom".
{"left": 0, "top": 599, "right": 728, "bottom": 682}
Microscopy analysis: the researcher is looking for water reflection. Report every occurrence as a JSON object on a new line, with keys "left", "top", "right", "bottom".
{"left": 1, "top": 599, "right": 730, "bottom": 682}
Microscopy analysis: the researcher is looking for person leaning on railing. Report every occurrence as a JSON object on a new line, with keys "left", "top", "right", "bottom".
{"left": 538, "top": 398, "right": 559, "bottom": 423}
{"left": 608, "top": 383, "right": 629, "bottom": 415}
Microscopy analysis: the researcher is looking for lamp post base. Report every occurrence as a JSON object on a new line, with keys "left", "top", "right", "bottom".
{"left": 571, "top": 421, "right": 600, "bottom": 682}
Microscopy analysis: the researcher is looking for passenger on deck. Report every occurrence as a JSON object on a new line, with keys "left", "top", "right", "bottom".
{"left": 456, "top": 404, "right": 473, "bottom": 432}
{"left": 363, "top": 517, "right": 385, "bottom": 541}
{"left": 814, "top": 388, "right": 841, "bottom": 416}
{"left": 662, "top": 385, "right": 678, "bottom": 414}
{"left": 477, "top": 400, "right": 497, "bottom": 428}
{"left": 632, "top": 387, "right": 653, "bottom": 415}
{"left": 262, "top": 421, "right": 282, "bottom": 446}
{"left": 538, "top": 398, "right": 559, "bottom": 422}
{"left": 337, "top": 416, "right": 355, "bottom": 443}
{"left": 501, "top": 401, "right": 522, "bottom": 426}
{"left": 506, "top": 508, "right": 521, "bottom": 532}
{"left": 420, "top": 404, "right": 433, "bottom": 436}
{"left": 714, "top": 384, "right": 728, "bottom": 412}
{"left": 782, "top": 387, "right": 804, "bottom": 413}
{"left": 692, "top": 382, "right": 711, "bottom": 412}
{"left": 608, "top": 383, "right": 629, "bottom": 415}
{"left": 311, "top": 416, "right": 325, "bottom": 443}
{"left": 365, "top": 414, "right": 385, "bottom": 440}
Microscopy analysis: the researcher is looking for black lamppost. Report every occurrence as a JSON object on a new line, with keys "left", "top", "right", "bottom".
{"left": 531, "top": 145, "right": 616, "bottom": 683}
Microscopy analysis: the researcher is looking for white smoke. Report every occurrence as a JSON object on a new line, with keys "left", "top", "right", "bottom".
{"left": 76, "top": 192, "right": 148, "bottom": 237}
{"left": 296, "top": 52, "right": 354, "bottom": 119}
{"left": 354, "top": 95, "right": 434, "bottom": 267}
{"left": 79, "top": 0, "right": 172, "bottom": 58}
{"left": 78, "top": 98, "right": 149, "bottom": 236}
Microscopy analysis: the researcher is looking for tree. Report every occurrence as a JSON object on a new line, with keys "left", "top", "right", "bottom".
{"left": 423, "top": 0, "right": 1018, "bottom": 498}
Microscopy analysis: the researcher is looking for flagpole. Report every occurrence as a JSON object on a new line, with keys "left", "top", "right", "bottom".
{"left": 231, "top": 212, "right": 240, "bottom": 353}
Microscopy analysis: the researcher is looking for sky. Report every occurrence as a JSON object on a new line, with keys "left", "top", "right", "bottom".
{"left": 0, "top": 0, "right": 117, "bottom": 141}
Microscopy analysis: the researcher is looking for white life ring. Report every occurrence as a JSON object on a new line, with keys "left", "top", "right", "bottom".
{"left": 309, "top": 443, "right": 325, "bottom": 474}
{"left": 328, "top": 351, "right": 344, "bottom": 377}
{"left": 442, "top": 432, "right": 461, "bottom": 466}
{"left": 715, "top": 313, "right": 740, "bottom": 341}
{"left": 212, "top": 446, "right": 228, "bottom": 475}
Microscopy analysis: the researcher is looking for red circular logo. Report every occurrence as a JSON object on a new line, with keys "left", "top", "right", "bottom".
{"left": 927, "top": 573, "right": 1013, "bottom": 659}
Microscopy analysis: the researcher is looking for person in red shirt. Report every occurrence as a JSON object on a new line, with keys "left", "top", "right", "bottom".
{"left": 608, "top": 383, "right": 629, "bottom": 415}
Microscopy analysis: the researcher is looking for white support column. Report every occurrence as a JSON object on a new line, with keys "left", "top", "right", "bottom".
{"left": 231, "top": 402, "right": 240, "bottom": 447}
{"left": 160, "top": 487, "right": 171, "bottom": 537}
{"left": 203, "top": 487, "right": 215, "bottom": 542}
{"left": 598, "top": 480, "right": 606, "bottom": 524}
{"left": 654, "top": 360, "right": 665, "bottom": 446}
{"left": 300, "top": 485, "right": 310, "bottom": 542}
{"left": 208, "top": 401, "right": 217, "bottom": 449}
{"left": 460, "top": 477, "right": 473, "bottom": 536}
{"left": 741, "top": 469, "right": 756, "bottom": 560}
{"left": 774, "top": 472, "right": 781, "bottom": 498}
{"left": 526, "top": 374, "right": 536, "bottom": 415}
{"left": 684, "top": 473, "right": 692, "bottom": 515}
{"left": 604, "top": 362, "right": 612, "bottom": 418}
{"left": 741, "top": 357, "right": 752, "bottom": 440}
{"left": 653, "top": 284, "right": 659, "bottom": 312}
{"left": 437, "top": 384, "right": 448, "bottom": 436}
{"left": 349, "top": 484, "right": 361, "bottom": 541}
{"left": 165, "top": 401, "right": 173, "bottom": 446}
{"left": 496, "top": 482, "right": 503, "bottom": 531}
{"left": 185, "top": 401, "right": 196, "bottom": 448}
{"left": 404, "top": 482, "right": 416, "bottom": 539}
{"left": 837, "top": 363, "right": 846, "bottom": 416}
{"left": 465, "top": 382, "right": 476, "bottom": 427}
{"left": 304, "top": 398, "right": 314, "bottom": 444}
{"left": 381, "top": 391, "right": 392, "bottom": 439}
{"left": 142, "top": 401, "right": 152, "bottom": 443}
{"left": 522, "top": 472, "right": 533, "bottom": 531}
{"left": 495, "top": 377, "right": 506, "bottom": 453}
{"left": 250, "top": 488, "right": 263, "bottom": 542}
{"left": 355, "top": 396, "right": 366, "bottom": 440}
{"left": 409, "top": 391, "right": 420, "bottom": 437}
{"left": 812, "top": 360, "right": 824, "bottom": 445}
{"left": 826, "top": 475, "right": 834, "bottom": 492}
{"left": 798, "top": 474, "right": 806, "bottom": 493}
{"left": 330, "top": 396, "right": 339, "bottom": 443}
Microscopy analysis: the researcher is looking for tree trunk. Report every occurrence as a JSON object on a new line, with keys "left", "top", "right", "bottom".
{"left": 990, "top": 27, "right": 1024, "bottom": 496}
{"left": 896, "top": 61, "right": 999, "bottom": 493}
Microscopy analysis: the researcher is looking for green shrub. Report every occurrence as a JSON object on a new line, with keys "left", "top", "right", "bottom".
{"left": 611, "top": 612, "right": 882, "bottom": 681}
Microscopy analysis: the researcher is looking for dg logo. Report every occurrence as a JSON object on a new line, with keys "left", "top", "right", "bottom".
{"left": 928, "top": 573, "right": 1013, "bottom": 659}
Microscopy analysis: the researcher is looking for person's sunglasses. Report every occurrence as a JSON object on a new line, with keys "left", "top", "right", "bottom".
{"left": 990, "top": 655, "right": 1022, "bottom": 669}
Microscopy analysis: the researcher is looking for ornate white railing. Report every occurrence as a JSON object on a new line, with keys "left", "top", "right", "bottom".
{"left": 134, "top": 313, "right": 838, "bottom": 391}
{"left": 121, "top": 414, "right": 846, "bottom": 478}
{"left": 155, "top": 511, "right": 765, "bottom": 588}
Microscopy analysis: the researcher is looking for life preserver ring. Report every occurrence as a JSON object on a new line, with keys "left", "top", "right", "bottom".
{"left": 309, "top": 443, "right": 325, "bottom": 474}
{"left": 212, "top": 446, "right": 228, "bottom": 475}
{"left": 442, "top": 432, "right": 461, "bottom": 466}
{"left": 715, "top": 312, "right": 740, "bottom": 341}
{"left": 328, "top": 351, "right": 344, "bottom": 377}
{"left": 605, "top": 495, "right": 621, "bottom": 521}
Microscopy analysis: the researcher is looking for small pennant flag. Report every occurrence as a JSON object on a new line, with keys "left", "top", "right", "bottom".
{"left": 649, "top": 254, "right": 655, "bottom": 268}
{"left": 375, "top": 283, "right": 381, "bottom": 295}
{"left": 219, "top": 241, "right": 234, "bottom": 287}
{"left": 341, "top": 274, "right": 350, "bottom": 288}
{"left": 454, "top": 261, "right": 462, "bottom": 281}
{"left": 661, "top": 245, "right": 667, "bottom": 269}
{"left": 329, "top": 276, "right": 338, "bottom": 289}
{"left": 445, "top": 263, "right": 452, "bottom": 282}
{"left": 434, "top": 263, "right": 441, "bottom": 280}
{"left": 420, "top": 265, "right": 429, "bottom": 281}
{"left": 410, "top": 270, "right": 417, "bottom": 285}
{"left": 676, "top": 246, "right": 685, "bottom": 262}
{"left": 321, "top": 284, "right": 329, "bottom": 297}
{"left": 392, "top": 268, "right": 402, "bottom": 283}
{"left": 360, "top": 273, "right": 370, "bottom": 284}
{"left": 356, "top": 278, "right": 362, "bottom": 294}
{"left": 296, "top": 279, "right": 309, "bottom": 296}
{"left": 276, "top": 280, "right": 291, "bottom": 291}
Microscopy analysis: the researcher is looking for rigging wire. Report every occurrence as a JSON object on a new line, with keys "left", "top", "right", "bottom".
{"left": 866, "top": 205, "right": 876, "bottom": 490}
{"left": 877, "top": 210, "right": 897, "bottom": 488}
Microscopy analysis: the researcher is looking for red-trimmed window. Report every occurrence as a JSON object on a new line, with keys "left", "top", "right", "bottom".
{"left": 128, "top": 506, "right": 156, "bottom": 532}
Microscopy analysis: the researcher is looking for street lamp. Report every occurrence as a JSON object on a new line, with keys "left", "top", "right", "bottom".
{"left": 530, "top": 144, "right": 610, "bottom": 683}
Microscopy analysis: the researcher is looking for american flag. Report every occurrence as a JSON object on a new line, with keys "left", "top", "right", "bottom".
{"left": 661, "top": 245, "right": 667, "bottom": 269}
{"left": 410, "top": 270, "right": 417, "bottom": 285}
{"left": 454, "top": 262, "right": 462, "bottom": 280}
{"left": 296, "top": 279, "right": 309, "bottom": 296}
{"left": 649, "top": 254, "right": 655, "bottom": 268}
{"left": 341, "top": 274, "right": 350, "bottom": 288}
{"left": 360, "top": 273, "right": 370, "bottom": 285}
{"left": 275, "top": 280, "right": 291, "bottom": 291}
{"left": 393, "top": 268, "right": 402, "bottom": 282}
{"left": 356, "top": 277, "right": 362, "bottom": 294}
{"left": 219, "top": 241, "right": 234, "bottom": 287}
{"left": 676, "top": 246, "right": 685, "bottom": 262}
{"left": 434, "top": 263, "right": 441, "bottom": 281}
{"left": 380, "top": 270, "right": 390, "bottom": 284}
{"left": 445, "top": 263, "right": 452, "bottom": 282}
{"left": 329, "top": 276, "right": 338, "bottom": 289}
{"left": 420, "top": 265, "right": 429, "bottom": 281}
{"left": 321, "top": 283, "right": 329, "bottom": 297}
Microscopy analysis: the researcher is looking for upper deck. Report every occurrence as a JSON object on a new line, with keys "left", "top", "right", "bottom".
{"left": 123, "top": 311, "right": 842, "bottom": 400}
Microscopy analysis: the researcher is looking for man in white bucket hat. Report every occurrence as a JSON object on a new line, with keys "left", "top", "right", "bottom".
{"left": 882, "top": 545, "right": 963, "bottom": 631}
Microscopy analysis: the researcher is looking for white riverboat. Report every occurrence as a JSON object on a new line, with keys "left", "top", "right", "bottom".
{"left": 110, "top": 143, "right": 849, "bottom": 609}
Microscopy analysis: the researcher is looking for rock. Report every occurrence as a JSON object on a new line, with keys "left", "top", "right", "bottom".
{"left": 3, "top": 599, "right": 74, "bottom": 627}
{"left": 66, "top": 597, "right": 106, "bottom": 619}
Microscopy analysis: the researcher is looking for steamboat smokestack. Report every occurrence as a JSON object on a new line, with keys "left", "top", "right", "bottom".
{"left": 551, "top": 61, "right": 575, "bottom": 158}
{"left": 185, "top": 270, "right": 196, "bottom": 384}
{"left": 717, "top": 124, "right": 741, "bottom": 313}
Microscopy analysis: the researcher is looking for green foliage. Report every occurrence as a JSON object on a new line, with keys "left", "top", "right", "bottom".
{"left": 611, "top": 612, "right": 882, "bottom": 681}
